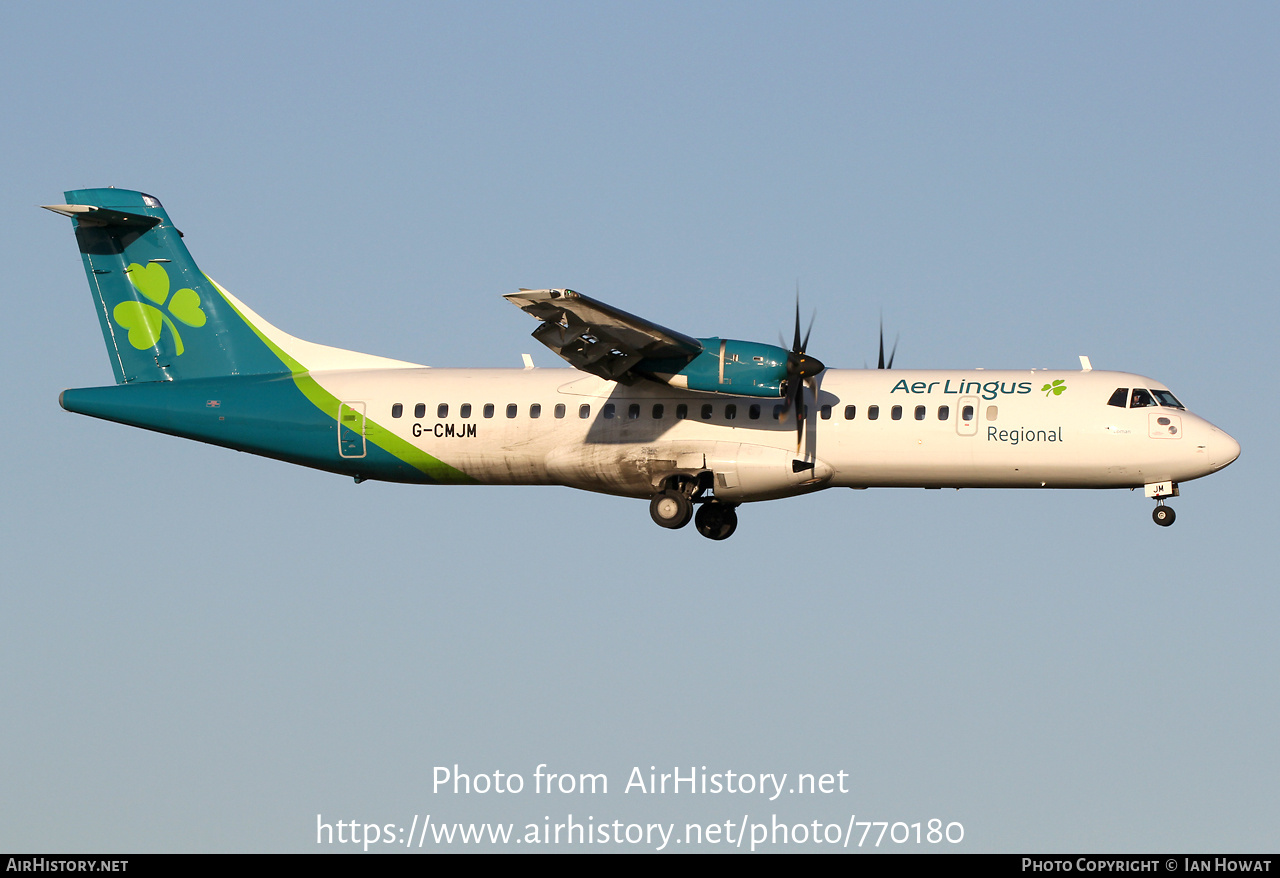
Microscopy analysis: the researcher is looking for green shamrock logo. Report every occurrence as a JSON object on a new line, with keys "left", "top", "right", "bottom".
{"left": 1041, "top": 379, "right": 1066, "bottom": 397}
{"left": 113, "top": 262, "right": 206, "bottom": 355}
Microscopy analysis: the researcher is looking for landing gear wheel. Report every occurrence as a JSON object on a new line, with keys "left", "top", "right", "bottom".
{"left": 694, "top": 501, "right": 738, "bottom": 540}
{"left": 650, "top": 490, "right": 693, "bottom": 529}
{"left": 1152, "top": 505, "right": 1176, "bottom": 527}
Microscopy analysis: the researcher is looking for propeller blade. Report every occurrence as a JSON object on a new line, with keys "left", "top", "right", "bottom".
{"left": 878, "top": 319, "right": 886, "bottom": 369}
{"left": 886, "top": 333, "right": 899, "bottom": 369}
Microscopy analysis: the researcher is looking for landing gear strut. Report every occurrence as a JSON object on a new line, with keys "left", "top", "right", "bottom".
{"left": 695, "top": 501, "right": 738, "bottom": 541}
{"left": 1152, "top": 503, "right": 1176, "bottom": 527}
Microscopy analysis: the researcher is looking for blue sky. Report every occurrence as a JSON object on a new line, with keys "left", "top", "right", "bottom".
{"left": 2, "top": 2, "right": 1276, "bottom": 852}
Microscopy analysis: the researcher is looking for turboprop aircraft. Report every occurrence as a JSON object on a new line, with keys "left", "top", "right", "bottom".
{"left": 47, "top": 188, "right": 1240, "bottom": 540}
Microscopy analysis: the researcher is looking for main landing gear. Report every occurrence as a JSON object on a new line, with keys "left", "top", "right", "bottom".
{"left": 648, "top": 477, "right": 739, "bottom": 540}
{"left": 1152, "top": 503, "right": 1176, "bottom": 527}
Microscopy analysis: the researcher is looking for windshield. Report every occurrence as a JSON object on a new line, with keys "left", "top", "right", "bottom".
{"left": 1150, "top": 389, "right": 1185, "bottom": 410}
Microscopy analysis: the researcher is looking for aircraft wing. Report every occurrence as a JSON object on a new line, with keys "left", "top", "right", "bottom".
{"left": 504, "top": 289, "right": 703, "bottom": 382}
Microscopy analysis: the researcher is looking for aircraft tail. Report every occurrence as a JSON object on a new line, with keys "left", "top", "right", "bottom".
{"left": 46, "top": 188, "right": 293, "bottom": 383}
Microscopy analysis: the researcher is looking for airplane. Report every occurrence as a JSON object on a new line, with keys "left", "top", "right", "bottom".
{"left": 46, "top": 188, "right": 1240, "bottom": 540}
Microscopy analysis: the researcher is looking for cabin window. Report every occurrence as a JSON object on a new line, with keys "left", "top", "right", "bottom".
{"left": 676, "top": 404, "right": 688, "bottom": 420}
{"left": 773, "top": 404, "right": 784, "bottom": 420}
{"left": 1151, "top": 389, "right": 1185, "bottom": 410}
{"left": 652, "top": 404, "right": 664, "bottom": 419}
{"left": 868, "top": 405, "right": 879, "bottom": 420}
{"left": 749, "top": 404, "right": 761, "bottom": 420}
{"left": 725, "top": 404, "right": 737, "bottom": 420}
{"left": 603, "top": 403, "right": 616, "bottom": 419}
{"left": 437, "top": 403, "right": 448, "bottom": 418}
{"left": 530, "top": 403, "right": 541, "bottom": 418}
{"left": 628, "top": 403, "right": 640, "bottom": 419}
{"left": 914, "top": 405, "right": 926, "bottom": 421}
{"left": 961, "top": 405, "right": 974, "bottom": 421}
{"left": 554, "top": 403, "right": 566, "bottom": 418}
{"left": 1107, "top": 388, "right": 1128, "bottom": 408}
{"left": 1130, "top": 388, "right": 1155, "bottom": 408}
{"left": 844, "top": 405, "right": 856, "bottom": 420}
{"left": 891, "top": 405, "right": 903, "bottom": 420}
{"left": 415, "top": 403, "right": 426, "bottom": 419}
{"left": 938, "top": 405, "right": 949, "bottom": 420}
{"left": 506, "top": 403, "right": 518, "bottom": 418}
{"left": 986, "top": 405, "right": 998, "bottom": 421}
{"left": 701, "top": 403, "right": 713, "bottom": 420}
{"left": 391, "top": 403, "right": 403, "bottom": 418}
{"left": 820, "top": 404, "right": 832, "bottom": 420}
{"left": 579, "top": 404, "right": 590, "bottom": 419}
{"left": 460, "top": 403, "right": 472, "bottom": 418}
{"left": 483, "top": 403, "right": 495, "bottom": 418}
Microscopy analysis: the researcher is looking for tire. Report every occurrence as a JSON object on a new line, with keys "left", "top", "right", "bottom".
{"left": 650, "top": 490, "right": 693, "bottom": 529}
{"left": 1152, "top": 506, "right": 1176, "bottom": 527}
{"left": 695, "top": 502, "right": 738, "bottom": 540}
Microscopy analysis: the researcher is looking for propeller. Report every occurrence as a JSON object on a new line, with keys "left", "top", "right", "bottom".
{"left": 778, "top": 298, "right": 826, "bottom": 452}
{"left": 877, "top": 316, "right": 899, "bottom": 369}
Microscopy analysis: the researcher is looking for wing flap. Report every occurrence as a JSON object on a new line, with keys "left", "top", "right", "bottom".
{"left": 505, "top": 289, "right": 703, "bottom": 382}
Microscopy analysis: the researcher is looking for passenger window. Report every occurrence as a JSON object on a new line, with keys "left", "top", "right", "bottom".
{"left": 938, "top": 405, "right": 949, "bottom": 420}
{"left": 773, "top": 404, "right": 784, "bottom": 420}
{"left": 530, "top": 404, "right": 541, "bottom": 418}
{"left": 986, "top": 406, "right": 998, "bottom": 421}
{"left": 891, "top": 405, "right": 903, "bottom": 420}
{"left": 1107, "top": 388, "right": 1129, "bottom": 408}
{"left": 460, "top": 403, "right": 472, "bottom": 418}
{"left": 392, "top": 403, "right": 403, "bottom": 418}
{"left": 701, "top": 403, "right": 713, "bottom": 420}
{"left": 725, "top": 404, "right": 737, "bottom": 420}
{"left": 749, "top": 404, "right": 761, "bottom": 420}
{"left": 914, "top": 405, "right": 925, "bottom": 421}
{"left": 506, "top": 403, "right": 517, "bottom": 418}
{"left": 868, "top": 405, "right": 879, "bottom": 420}
{"left": 415, "top": 403, "right": 426, "bottom": 419}
{"left": 554, "top": 403, "right": 566, "bottom": 418}
{"left": 437, "top": 403, "right": 448, "bottom": 418}
{"left": 603, "top": 403, "right": 616, "bottom": 419}
{"left": 676, "top": 404, "right": 688, "bottom": 420}
{"left": 484, "top": 403, "right": 495, "bottom": 418}
{"left": 820, "top": 405, "right": 832, "bottom": 420}
{"left": 844, "top": 405, "right": 856, "bottom": 420}
{"left": 1130, "top": 388, "right": 1155, "bottom": 408}
{"left": 652, "top": 404, "right": 664, "bottom": 419}
{"left": 628, "top": 403, "right": 640, "bottom": 419}
{"left": 961, "top": 405, "right": 974, "bottom": 421}
{"left": 579, "top": 404, "right": 590, "bottom": 419}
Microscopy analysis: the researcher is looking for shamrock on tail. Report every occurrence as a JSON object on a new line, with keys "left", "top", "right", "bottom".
{"left": 1042, "top": 379, "right": 1066, "bottom": 397}
{"left": 113, "top": 262, "right": 206, "bottom": 355}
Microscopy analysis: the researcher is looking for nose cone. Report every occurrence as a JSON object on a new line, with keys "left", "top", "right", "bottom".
{"left": 1207, "top": 427, "right": 1241, "bottom": 470}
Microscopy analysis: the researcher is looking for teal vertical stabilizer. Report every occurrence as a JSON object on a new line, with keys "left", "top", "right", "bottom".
{"left": 49, "top": 189, "right": 286, "bottom": 384}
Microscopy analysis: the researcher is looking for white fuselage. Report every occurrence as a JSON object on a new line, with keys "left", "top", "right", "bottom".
{"left": 311, "top": 366, "right": 1240, "bottom": 501}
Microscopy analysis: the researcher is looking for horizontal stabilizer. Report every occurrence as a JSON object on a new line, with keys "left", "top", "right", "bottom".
{"left": 42, "top": 204, "right": 162, "bottom": 230}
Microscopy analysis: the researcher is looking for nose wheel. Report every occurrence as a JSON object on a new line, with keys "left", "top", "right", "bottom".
{"left": 1152, "top": 504, "right": 1176, "bottom": 527}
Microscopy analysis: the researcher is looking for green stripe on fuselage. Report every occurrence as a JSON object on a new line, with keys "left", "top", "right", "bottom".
{"left": 208, "top": 284, "right": 475, "bottom": 484}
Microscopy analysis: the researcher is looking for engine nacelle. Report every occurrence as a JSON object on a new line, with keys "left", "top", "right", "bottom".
{"left": 641, "top": 337, "right": 789, "bottom": 398}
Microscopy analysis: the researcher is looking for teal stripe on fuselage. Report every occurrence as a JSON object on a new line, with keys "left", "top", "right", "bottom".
{"left": 60, "top": 374, "right": 440, "bottom": 484}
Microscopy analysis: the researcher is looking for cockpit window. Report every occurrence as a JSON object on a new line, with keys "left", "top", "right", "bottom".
{"left": 1107, "top": 388, "right": 1128, "bottom": 408}
{"left": 1130, "top": 388, "right": 1156, "bottom": 408}
{"left": 1151, "top": 389, "right": 1185, "bottom": 410}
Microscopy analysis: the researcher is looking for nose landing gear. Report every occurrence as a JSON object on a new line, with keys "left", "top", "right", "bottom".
{"left": 1145, "top": 481, "right": 1179, "bottom": 527}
